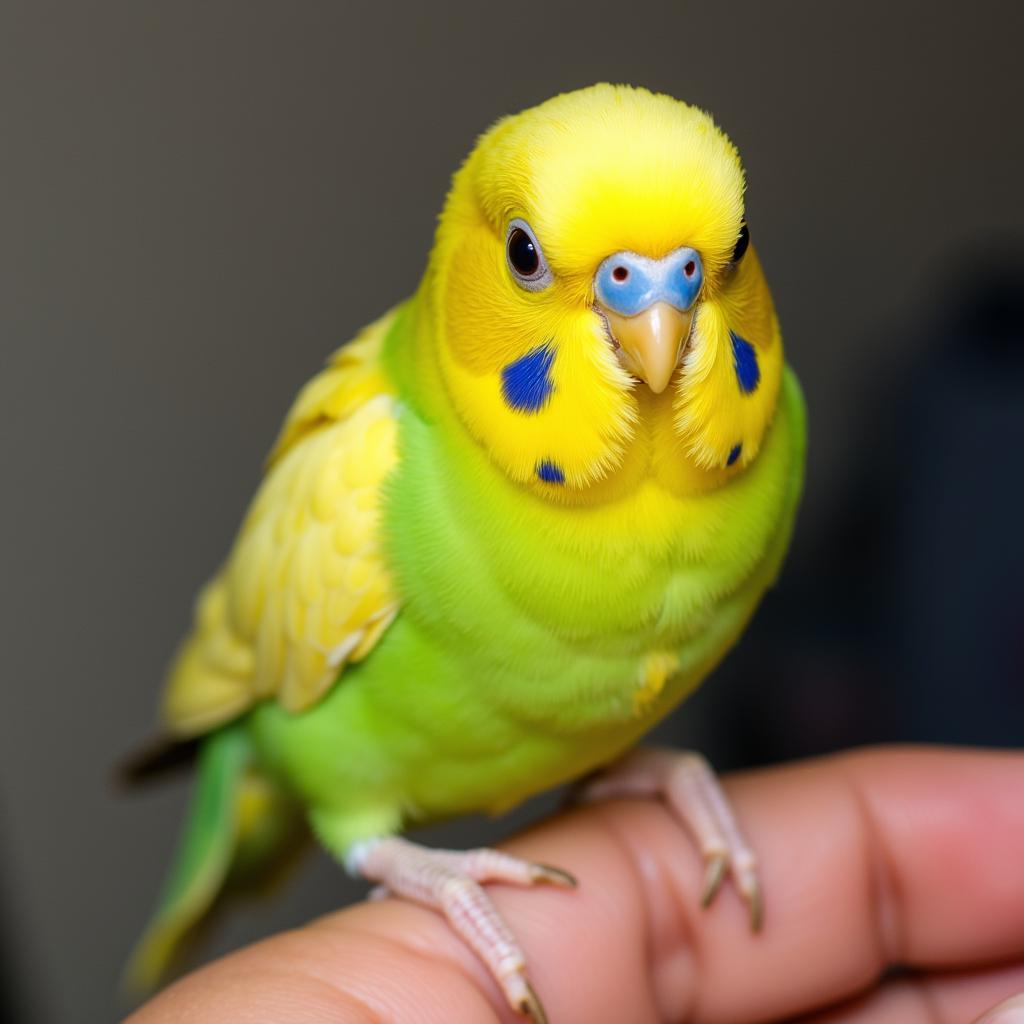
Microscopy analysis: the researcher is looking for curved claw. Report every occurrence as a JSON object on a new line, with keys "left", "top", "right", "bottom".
{"left": 743, "top": 879, "right": 764, "bottom": 932}
{"left": 352, "top": 838, "right": 563, "bottom": 1022}
{"left": 519, "top": 980, "right": 548, "bottom": 1024}
{"left": 530, "top": 863, "right": 578, "bottom": 888}
{"left": 701, "top": 853, "right": 729, "bottom": 907}
{"left": 574, "top": 749, "right": 765, "bottom": 933}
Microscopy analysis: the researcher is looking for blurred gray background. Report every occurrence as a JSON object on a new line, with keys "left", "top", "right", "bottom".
{"left": 2, "top": 2, "right": 1023, "bottom": 1021}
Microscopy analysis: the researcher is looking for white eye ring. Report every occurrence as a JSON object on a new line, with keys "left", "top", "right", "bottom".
{"left": 506, "top": 218, "right": 553, "bottom": 292}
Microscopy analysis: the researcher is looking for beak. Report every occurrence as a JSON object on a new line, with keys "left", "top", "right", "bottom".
{"left": 598, "top": 301, "right": 693, "bottom": 394}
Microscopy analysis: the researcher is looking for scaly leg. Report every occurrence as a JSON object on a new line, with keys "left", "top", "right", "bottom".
{"left": 579, "top": 747, "right": 763, "bottom": 930}
{"left": 347, "top": 837, "right": 576, "bottom": 1023}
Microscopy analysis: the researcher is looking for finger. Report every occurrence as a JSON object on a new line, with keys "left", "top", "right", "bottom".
{"left": 796, "top": 963, "right": 1024, "bottom": 1022}
{"left": 499, "top": 746, "right": 1024, "bottom": 1023}
{"left": 975, "top": 992, "right": 1024, "bottom": 1024}
{"left": 127, "top": 747, "right": 1024, "bottom": 1024}
{"left": 127, "top": 901, "right": 510, "bottom": 1023}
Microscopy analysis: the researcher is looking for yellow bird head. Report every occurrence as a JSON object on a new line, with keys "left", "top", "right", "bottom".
{"left": 427, "top": 84, "right": 783, "bottom": 492}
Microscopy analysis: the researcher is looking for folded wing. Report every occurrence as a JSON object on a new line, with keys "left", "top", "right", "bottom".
{"left": 162, "top": 311, "right": 402, "bottom": 737}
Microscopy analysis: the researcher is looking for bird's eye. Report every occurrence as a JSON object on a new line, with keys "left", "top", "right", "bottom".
{"left": 508, "top": 228, "right": 538, "bottom": 275}
{"left": 506, "top": 219, "right": 553, "bottom": 291}
{"left": 729, "top": 221, "right": 750, "bottom": 266}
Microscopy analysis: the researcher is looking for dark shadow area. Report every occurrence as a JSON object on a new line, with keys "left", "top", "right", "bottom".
{"left": 0, "top": 926, "right": 28, "bottom": 1023}
{"left": 0, "top": 841, "right": 42, "bottom": 1024}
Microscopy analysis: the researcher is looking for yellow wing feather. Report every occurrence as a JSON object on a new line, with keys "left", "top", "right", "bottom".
{"left": 162, "top": 311, "right": 401, "bottom": 738}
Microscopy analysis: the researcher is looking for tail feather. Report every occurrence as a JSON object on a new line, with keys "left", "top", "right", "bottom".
{"left": 124, "top": 718, "right": 311, "bottom": 999}
{"left": 115, "top": 735, "right": 200, "bottom": 788}
{"left": 123, "top": 724, "right": 249, "bottom": 995}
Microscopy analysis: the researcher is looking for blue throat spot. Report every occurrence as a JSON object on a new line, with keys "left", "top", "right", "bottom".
{"left": 727, "top": 443, "right": 742, "bottom": 467}
{"left": 730, "top": 331, "right": 760, "bottom": 394}
{"left": 536, "top": 459, "right": 565, "bottom": 484}
{"left": 501, "top": 344, "right": 555, "bottom": 413}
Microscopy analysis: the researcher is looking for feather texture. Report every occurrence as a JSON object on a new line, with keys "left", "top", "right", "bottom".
{"left": 161, "top": 314, "right": 401, "bottom": 737}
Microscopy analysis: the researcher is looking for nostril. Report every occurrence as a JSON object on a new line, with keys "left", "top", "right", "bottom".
{"left": 611, "top": 265, "right": 629, "bottom": 282}
{"left": 683, "top": 260, "right": 696, "bottom": 279}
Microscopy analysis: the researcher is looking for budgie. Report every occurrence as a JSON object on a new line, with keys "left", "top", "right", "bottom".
{"left": 126, "top": 83, "right": 806, "bottom": 1023}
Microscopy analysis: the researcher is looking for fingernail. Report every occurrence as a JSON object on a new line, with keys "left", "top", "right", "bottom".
{"left": 975, "top": 994, "right": 1024, "bottom": 1024}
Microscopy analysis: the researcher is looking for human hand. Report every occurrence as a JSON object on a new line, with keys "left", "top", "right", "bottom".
{"left": 127, "top": 747, "right": 1024, "bottom": 1023}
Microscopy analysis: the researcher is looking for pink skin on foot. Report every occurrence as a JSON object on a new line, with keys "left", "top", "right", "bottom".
{"left": 348, "top": 748, "right": 758, "bottom": 1021}
{"left": 348, "top": 837, "right": 576, "bottom": 1023}
{"left": 579, "top": 747, "right": 763, "bottom": 930}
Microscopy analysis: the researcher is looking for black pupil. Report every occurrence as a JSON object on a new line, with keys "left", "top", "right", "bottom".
{"left": 731, "top": 222, "right": 750, "bottom": 264}
{"left": 508, "top": 228, "right": 539, "bottom": 276}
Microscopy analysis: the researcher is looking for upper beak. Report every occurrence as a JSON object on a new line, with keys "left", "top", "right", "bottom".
{"left": 598, "top": 301, "right": 693, "bottom": 394}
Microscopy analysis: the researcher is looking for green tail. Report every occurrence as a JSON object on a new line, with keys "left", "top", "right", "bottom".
{"left": 123, "top": 724, "right": 306, "bottom": 996}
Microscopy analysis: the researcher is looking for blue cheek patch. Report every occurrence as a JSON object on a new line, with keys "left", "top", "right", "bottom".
{"left": 727, "top": 443, "right": 742, "bottom": 467}
{"left": 536, "top": 460, "right": 565, "bottom": 484}
{"left": 501, "top": 345, "right": 555, "bottom": 413}
{"left": 730, "top": 331, "right": 760, "bottom": 394}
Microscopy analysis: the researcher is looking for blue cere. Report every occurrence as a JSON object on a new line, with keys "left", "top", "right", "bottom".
{"left": 730, "top": 331, "right": 760, "bottom": 394}
{"left": 536, "top": 459, "right": 565, "bottom": 484}
{"left": 501, "top": 344, "right": 555, "bottom": 413}
{"left": 727, "top": 443, "right": 742, "bottom": 466}
{"left": 594, "top": 247, "right": 703, "bottom": 317}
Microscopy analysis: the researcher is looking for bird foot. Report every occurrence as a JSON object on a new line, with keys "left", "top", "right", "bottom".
{"left": 347, "top": 837, "right": 576, "bottom": 1022}
{"left": 578, "top": 747, "right": 762, "bottom": 930}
